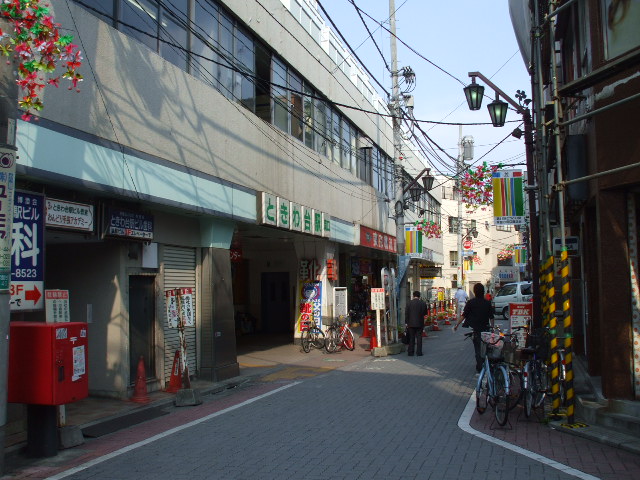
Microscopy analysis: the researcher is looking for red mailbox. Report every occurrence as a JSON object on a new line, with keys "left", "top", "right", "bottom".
{"left": 8, "top": 321, "right": 89, "bottom": 405}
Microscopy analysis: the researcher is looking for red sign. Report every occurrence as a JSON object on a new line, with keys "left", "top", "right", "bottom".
{"left": 360, "top": 225, "right": 396, "bottom": 253}
{"left": 463, "top": 239, "right": 473, "bottom": 249}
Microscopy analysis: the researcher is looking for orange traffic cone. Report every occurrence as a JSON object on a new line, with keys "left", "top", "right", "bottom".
{"left": 432, "top": 317, "right": 441, "bottom": 331}
{"left": 361, "top": 316, "right": 370, "bottom": 338}
{"left": 165, "top": 350, "right": 182, "bottom": 393}
{"left": 131, "top": 356, "right": 150, "bottom": 404}
{"left": 366, "top": 330, "right": 377, "bottom": 351}
{"left": 444, "top": 314, "right": 452, "bottom": 326}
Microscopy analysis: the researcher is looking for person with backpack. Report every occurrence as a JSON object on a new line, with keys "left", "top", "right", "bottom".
{"left": 454, "top": 283, "right": 494, "bottom": 373}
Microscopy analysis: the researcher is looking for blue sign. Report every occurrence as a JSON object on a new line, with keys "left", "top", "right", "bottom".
{"left": 11, "top": 191, "right": 45, "bottom": 310}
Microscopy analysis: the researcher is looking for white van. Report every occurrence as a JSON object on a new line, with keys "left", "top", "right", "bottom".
{"left": 492, "top": 282, "right": 532, "bottom": 319}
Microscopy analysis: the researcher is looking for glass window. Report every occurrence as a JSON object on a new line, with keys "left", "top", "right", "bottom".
{"left": 160, "top": 1, "right": 188, "bottom": 70}
{"left": 358, "top": 147, "right": 371, "bottom": 184}
{"left": 449, "top": 251, "right": 458, "bottom": 267}
{"left": 193, "top": 1, "right": 219, "bottom": 85}
{"left": 372, "top": 149, "right": 380, "bottom": 189}
{"left": 289, "top": 71, "right": 303, "bottom": 141}
{"left": 350, "top": 127, "right": 357, "bottom": 174}
{"left": 77, "top": 0, "right": 115, "bottom": 24}
{"left": 218, "top": 11, "right": 234, "bottom": 99}
{"left": 315, "top": 99, "right": 327, "bottom": 156}
{"left": 303, "top": 85, "right": 315, "bottom": 149}
{"left": 448, "top": 216, "right": 459, "bottom": 234}
{"left": 325, "top": 107, "right": 334, "bottom": 162}
{"left": 272, "top": 58, "right": 288, "bottom": 132}
{"left": 255, "top": 42, "right": 271, "bottom": 121}
{"left": 120, "top": 0, "right": 158, "bottom": 52}
{"left": 234, "top": 26, "right": 255, "bottom": 111}
{"left": 341, "top": 118, "right": 350, "bottom": 169}
{"left": 331, "top": 110, "right": 341, "bottom": 164}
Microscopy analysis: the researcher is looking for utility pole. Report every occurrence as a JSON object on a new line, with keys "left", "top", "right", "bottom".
{"left": 390, "top": 0, "right": 407, "bottom": 326}
{"left": 457, "top": 127, "right": 464, "bottom": 293}
{"left": 0, "top": 17, "right": 18, "bottom": 475}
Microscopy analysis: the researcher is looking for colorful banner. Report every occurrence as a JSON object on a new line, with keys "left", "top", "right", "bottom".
{"left": 492, "top": 170, "right": 525, "bottom": 225}
{"left": 404, "top": 227, "right": 423, "bottom": 254}
{"left": 514, "top": 244, "right": 528, "bottom": 266}
{"left": 296, "top": 281, "right": 323, "bottom": 331}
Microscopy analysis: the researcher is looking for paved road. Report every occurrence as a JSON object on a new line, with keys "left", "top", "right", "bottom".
{"left": 4, "top": 322, "right": 640, "bottom": 480}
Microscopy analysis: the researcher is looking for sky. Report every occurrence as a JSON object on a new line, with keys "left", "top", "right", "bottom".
{"left": 320, "top": 0, "right": 531, "bottom": 181}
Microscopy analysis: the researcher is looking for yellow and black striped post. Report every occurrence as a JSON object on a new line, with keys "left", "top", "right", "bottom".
{"left": 540, "top": 256, "right": 553, "bottom": 328}
{"left": 560, "top": 249, "right": 575, "bottom": 423}
{"left": 546, "top": 254, "right": 562, "bottom": 415}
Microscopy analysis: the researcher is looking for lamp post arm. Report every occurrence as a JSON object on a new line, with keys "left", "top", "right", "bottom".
{"left": 468, "top": 71, "right": 526, "bottom": 115}
{"left": 402, "top": 168, "right": 429, "bottom": 195}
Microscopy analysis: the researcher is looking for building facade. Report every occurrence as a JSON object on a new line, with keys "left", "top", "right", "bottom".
{"left": 7, "top": 0, "right": 441, "bottom": 416}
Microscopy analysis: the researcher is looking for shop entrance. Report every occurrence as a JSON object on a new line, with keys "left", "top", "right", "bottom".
{"left": 261, "top": 272, "right": 291, "bottom": 333}
{"left": 129, "top": 275, "right": 155, "bottom": 383}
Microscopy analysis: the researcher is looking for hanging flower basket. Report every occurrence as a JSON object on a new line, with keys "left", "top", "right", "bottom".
{"left": 413, "top": 219, "right": 442, "bottom": 239}
{"left": 0, "top": 0, "right": 83, "bottom": 120}
{"left": 460, "top": 162, "right": 503, "bottom": 213}
{"left": 497, "top": 245, "right": 515, "bottom": 261}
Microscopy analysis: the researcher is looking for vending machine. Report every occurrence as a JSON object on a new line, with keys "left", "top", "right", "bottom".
{"left": 8, "top": 321, "right": 89, "bottom": 405}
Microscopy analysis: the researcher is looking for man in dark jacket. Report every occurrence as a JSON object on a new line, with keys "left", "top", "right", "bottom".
{"left": 405, "top": 291, "right": 428, "bottom": 356}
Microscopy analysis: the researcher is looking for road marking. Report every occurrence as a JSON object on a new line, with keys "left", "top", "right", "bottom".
{"left": 458, "top": 392, "right": 600, "bottom": 480}
{"left": 44, "top": 382, "right": 300, "bottom": 480}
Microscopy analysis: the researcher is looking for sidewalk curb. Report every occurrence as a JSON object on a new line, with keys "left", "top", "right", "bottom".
{"left": 550, "top": 419, "right": 640, "bottom": 456}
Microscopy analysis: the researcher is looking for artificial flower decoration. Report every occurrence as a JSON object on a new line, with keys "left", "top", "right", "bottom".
{"left": 413, "top": 219, "right": 442, "bottom": 239}
{"left": 0, "top": 0, "right": 83, "bottom": 120}
{"left": 497, "top": 244, "right": 515, "bottom": 261}
{"left": 460, "top": 162, "right": 504, "bottom": 213}
{"left": 472, "top": 254, "right": 482, "bottom": 265}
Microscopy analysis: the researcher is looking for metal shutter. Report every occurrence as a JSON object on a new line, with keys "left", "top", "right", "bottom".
{"left": 163, "top": 245, "right": 197, "bottom": 381}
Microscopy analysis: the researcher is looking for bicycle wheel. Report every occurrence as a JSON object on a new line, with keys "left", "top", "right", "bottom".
{"left": 532, "top": 361, "right": 547, "bottom": 408}
{"left": 342, "top": 327, "right": 355, "bottom": 351}
{"left": 325, "top": 327, "right": 338, "bottom": 353}
{"left": 476, "top": 370, "right": 489, "bottom": 414}
{"left": 301, "top": 329, "right": 311, "bottom": 353}
{"left": 494, "top": 366, "right": 510, "bottom": 426}
{"left": 507, "top": 369, "right": 523, "bottom": 411}
{"left": 311, "top": 328, "right": 325, "bottom": 349}
{"left": 522, "top": 362, "right": 533, "bottom": 418}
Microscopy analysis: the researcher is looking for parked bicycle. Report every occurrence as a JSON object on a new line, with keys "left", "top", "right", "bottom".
{"left": 518, "top": 326, "right": 551, "bottom": 417}
{"left": 300, "top": 317, "right": 325, "bottom": 353}
{"left": 325, "top": 315, "right": 355, "bottom": 353}
{"left": 470, "top": 326, "right": 513, "bottom": 426}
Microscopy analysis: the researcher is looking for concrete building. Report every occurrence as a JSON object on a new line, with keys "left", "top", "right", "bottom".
{"left": 6, "top": 0, "right": 441, "bottom": 416}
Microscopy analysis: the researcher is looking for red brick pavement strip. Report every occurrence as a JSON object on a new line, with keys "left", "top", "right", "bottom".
{"left": 1, "top": 382, "right": 292, "bottom": 480}
{"left": 468, "top": 399, "right": 640, "bottom": 480}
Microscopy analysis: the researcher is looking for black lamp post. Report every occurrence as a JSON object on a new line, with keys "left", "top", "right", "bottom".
{"left": 462, "top": 71, "right": 542, "bottom": 327}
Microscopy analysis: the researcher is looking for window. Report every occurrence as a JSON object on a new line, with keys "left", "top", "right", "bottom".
{"left": 331, "top": 109, "right": 341, "bottom": 163}
{"left": 77, "top": 0, "right": 115, "bottom": 24}
{"left": 448, "top": 216, "right": 460, "bottom": 234}
{"left": 218, "top": 11, "right": 234, "bottom": 99}
{"left": 272, "top": 58, "right": 288, "bottom": 132}
{"left": 315, "top": 99, "right": 327, "bottom": 156}
{"left": 497, "top": 256, "right": 513, "bottom": 266}
{"left": 193, "top": 1, "right": 219, "bottom": 85}
{"left": 358, "top": 147, "right": 372, "bottom": 184}
{"left": 496, "top": 225, "right": 512, "bottom": 232}
{"left": 449, "top": 251, "right": 458, "bottom": 267}
{"left": 160, "top": 0, "right": 189, "bottom": 70}
{"left": 350, "top": 126, "right": 357, "bottom": 174}
{"left": 234, "top": 26, "right": 255, "bottom": 112}
{"left": 341, "top": 118, "right": 350, "bottom": 169}
{"left": 289, "top": 71, "right": 303, "bottom": 141}
{"left": 303, "top": 85, "right": 315, "bottom": 150}
{"left": 120, "top": 0, "right": 158, "bottom": 52}
{"left": 254, "top": 42, "right": 271, "bottom": 121}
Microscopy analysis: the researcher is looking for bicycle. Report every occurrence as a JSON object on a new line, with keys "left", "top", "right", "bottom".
{"left": 519, "top": 327, "right": 551, "bottom": 417}
{"left": 300, "top": 317, "right": 325, "bottom": 353}
{"left": 471, "top": 327, "right": 512, "bottom": 426}
{"left": 325, "top": 315, "right": 355, "bottom": 353}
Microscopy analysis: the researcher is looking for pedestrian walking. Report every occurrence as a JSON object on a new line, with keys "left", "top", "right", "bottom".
{"left": 454, "top": 286, "right": 468, "bottom": 324}
{"left": 454, "top": 283, "right": 494, "bottom": 372}
{"left": 405, "top": 290, "right": 428, "bottom": 356}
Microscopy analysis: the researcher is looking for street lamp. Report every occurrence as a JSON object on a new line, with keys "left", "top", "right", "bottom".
{"left": 463, "top": 77, "right": 484, "bottom": 111}
{"left": 462, "top": 71, "right": 541, "bottom": 326}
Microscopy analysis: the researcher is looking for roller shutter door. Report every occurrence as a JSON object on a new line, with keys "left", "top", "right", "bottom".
{"left": 163, "top": 246, "right": 197, "bottom": 381}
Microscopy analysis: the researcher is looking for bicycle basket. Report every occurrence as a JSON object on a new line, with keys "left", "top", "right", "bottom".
{"left": 480, "top": 332, "right": 504, "bottom": 359}
{"left": 501, "top": 338, "right": 517, "bottom": 364}
{"left": 527, "top": 329, "right": 550, "bottom": 359}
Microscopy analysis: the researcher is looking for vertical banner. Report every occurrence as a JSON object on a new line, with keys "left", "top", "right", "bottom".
{"left": 296, "top": 281, "right": 322, "bottom": 330}
{"left": 514, "top": 244, "right": 528, "bottom": 266}
{"left": 404, "top": 227, "right": 423, "bottom": 254}
{"left": 11, "top": 191, "right": 45, "bottom": 310}
{"left": 492, "top": 170, "right": 525, "bottom": 225}
{"left": 0, "top": 147, "right": 16, "bottom": 291}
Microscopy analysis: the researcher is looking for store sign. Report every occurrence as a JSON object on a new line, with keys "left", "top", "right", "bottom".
{"left": 11, "top": 191, "right": 45, "bottom": 310}
{"left": 45, "top": 289, "right": 70, "bottom": 323}
{"left": 553, "top": 236, "right": 579, "bottom": 256}
{"left": 0, "top": 147, "right": 16, "bottom": 291}
{"left": 419, "top": 266, "right": 441, "bottom": 278}
{"left": 360, "top": 225, "right": 396, "bottom": 253}
{"left": 105, "top": 208, "right": 153, "bottom": 240}
{"left": 258, "top": 192, "right": 330, "bottom": 238}
{"left": 46, "top": 198, "right": 94, "bottom": 232}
